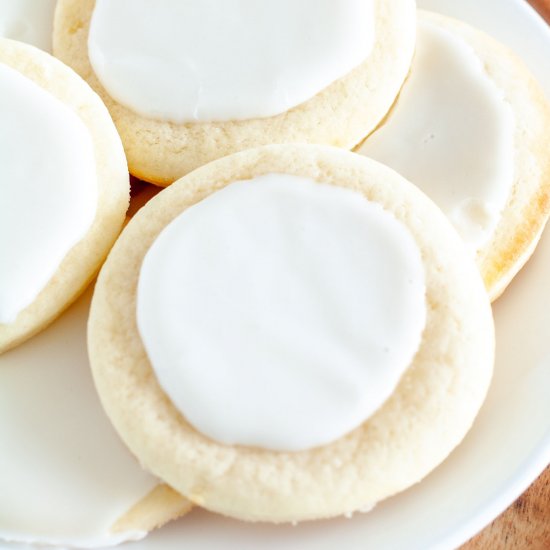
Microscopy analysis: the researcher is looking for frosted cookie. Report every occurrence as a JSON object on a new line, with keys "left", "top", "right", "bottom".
{"left": 0, "top": 38, "right": 128, "bottom": 354}
{"left": 358, "top": 11, "right": 550, "bottom": 301}
{"left": 0, "top": 290, "right": 191, "bottom": 547}
{"left": 0, "top": 0, "right": 57, "bottom": 52}
{"left": 53, "top": 0, "right": 416, "bottom": 186}
{"left": 88, "top": 144, "right": 494, "bottom": 523}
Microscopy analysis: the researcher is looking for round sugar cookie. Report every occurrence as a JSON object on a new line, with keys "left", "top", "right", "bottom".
{"left": 0, "top": 290, "right": 191, "bottom": 547}
{"left": 357, "top": 11, "right": 550, "bottom": 301}
{"left": 53, "top": 0, "right": 416, "bottom": 186}
{"left": 0, "top": 38, "right": 128, "bottom": 354}
{"left": 88, "top": 144, "right": 494, "bottom": 523}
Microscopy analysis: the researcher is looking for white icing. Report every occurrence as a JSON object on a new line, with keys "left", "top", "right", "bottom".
{"left": 0, "top": 290, "right": 157, "bottom": 547}
{"left": 0, "top": 0, "right": 57, "bottom": 52}
{"left": 137, "top": 174, "right": 426, "bottom": 452}
{"left": 358, "top": 18, "right": 515, "bottom": 251}
{"left": 0, "top": 63, "right": 97, "bottom": 324}
{"left": 88, "top": 0, "right": 374, "bottom": 122}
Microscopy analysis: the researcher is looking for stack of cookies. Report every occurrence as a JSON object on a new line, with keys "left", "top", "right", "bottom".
{"left": 1, "top": 0, "right": 549, "bottom": 547}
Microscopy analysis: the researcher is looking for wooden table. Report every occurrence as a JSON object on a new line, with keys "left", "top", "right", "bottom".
{"left": 461, "top": 467, "right": 550, "bottom": 548}
{"left": 461, "top": 5, "right": 550, "bottom": 548}
{"left": 529, "top": 0, "right": 550, "bottom": 22}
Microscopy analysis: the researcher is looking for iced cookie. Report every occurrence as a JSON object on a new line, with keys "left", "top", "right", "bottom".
{"left": 0, "top": 38, "right": 128, "bottom": 353}
{"left": 357, "top": 11, "right": 550, "bottom": 301}
{"left": 88, "top": 144, "right": 494, "bottom": 523}
{"left": 0, "top": 0, "right": 57, "bottom": 52}
{"left": 53, "top": 0, "right": 416, "bottom": 185}
{"left": 0, "top": 290, "right": 192, "bottom": 547}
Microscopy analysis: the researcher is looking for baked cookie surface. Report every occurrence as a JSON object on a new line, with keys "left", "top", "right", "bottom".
{"left": 0, "top": 38, "right": 129, "bottom": 354}
{"left": 358, "top": 11, "right": 550, "bottom": 301}
{"left": 53, "top": 0, "right": 417, "bottom": 185}
{"left": 88, "top": 144, "right": 494, "bottom": 523}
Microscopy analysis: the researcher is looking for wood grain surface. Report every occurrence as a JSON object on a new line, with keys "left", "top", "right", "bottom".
{"left": 460, "top": 467, "right": 550, "bottom": 549}
{"left": 529, "top": 0, "right": 550, "bottom": 22}
{"left": 461, "top": 3, "right": 550, "bottom": 548}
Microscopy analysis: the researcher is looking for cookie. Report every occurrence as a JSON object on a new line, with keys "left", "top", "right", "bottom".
{"left": 53, "top": 0, "right": 416, "bottom": 185}
{"left": 88, "top": 144, "right": 494, "bottom": 523}
{"left": 357, "top": 11, "right": 550, "bottom": 301}
{"left": 0, "top": 38, "right": 129, "bottom": 353}
{"left": 0, "top": 291, "right": 191, "bottom": 547}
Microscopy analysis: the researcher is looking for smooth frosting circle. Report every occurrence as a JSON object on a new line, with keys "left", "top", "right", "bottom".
{"left": 0, "top": 0, "right": 57, "bottom": 52}
{"left": 88, "top": 0, "right": 375, "bottom": 123}
{"left": 0, "top": 62, "right": 97, "bottom": 324}
{"left": 358, "top": 18, "right": 515, "bottom": 251}
{"left": 137, "top": 174, "right": 426, "bottom": 452}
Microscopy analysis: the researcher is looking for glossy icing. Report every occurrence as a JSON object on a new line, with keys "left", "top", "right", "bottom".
{"left": 137, "top": 174, "right": 426, "bottom": 451}
{"left": 88, "top": 0, "right": 374, "bottom": 122}
{"left": 358, "top": 18, "right": 515, "bottom": 251}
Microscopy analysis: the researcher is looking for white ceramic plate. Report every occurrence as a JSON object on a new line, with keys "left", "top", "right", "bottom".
{"left": 2, "top": 1, "right": 550, "bottom": 549}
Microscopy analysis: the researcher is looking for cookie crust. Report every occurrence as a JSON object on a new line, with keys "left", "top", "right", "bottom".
{"left": 0, "top": 38, "right": 129, "bottom": 354}
{"left": 53, "top": 0, "right": 417, "bottom": 185}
